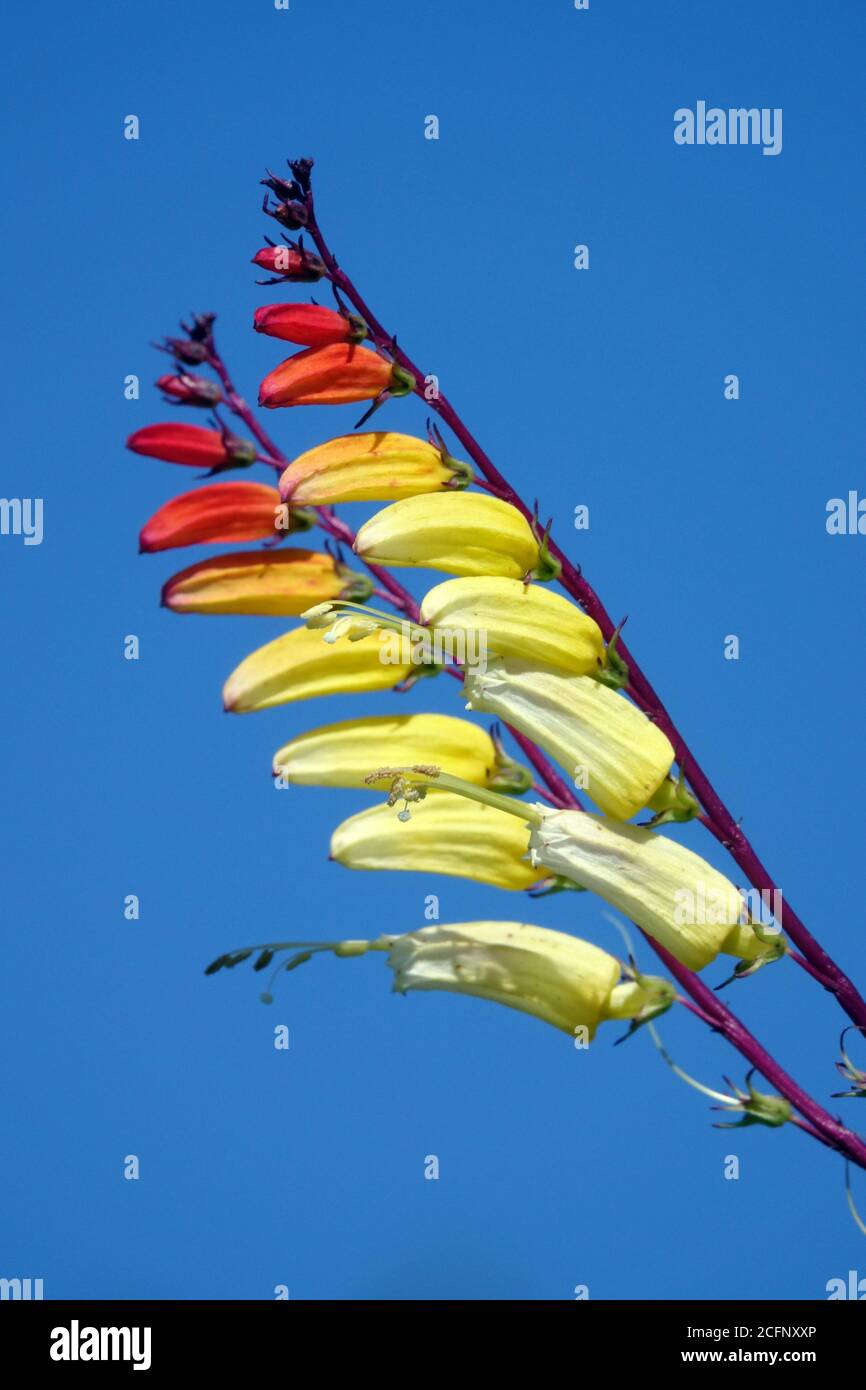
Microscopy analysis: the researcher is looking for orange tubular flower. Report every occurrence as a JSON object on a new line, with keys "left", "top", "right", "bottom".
{"left": 258, "top": 343, "right": 415, "bottom": 409}
{"left": 278, "top": 431, "right": 472, "bottom": 505}
{"left": 138, "top": 482, "right": 292, "bottom": 554}
{"left": 161, "top": 549, "right": 371, "bottom": 617}
{"left": 126, "top": 424, "right": 256, "bottom": 470}
{"left": 253, "top": 303, "right": 367, "bottom": 348}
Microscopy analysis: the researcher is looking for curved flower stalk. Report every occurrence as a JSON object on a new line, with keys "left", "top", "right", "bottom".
{"left": 646, "top": 1024, "right": 792, "bottom": 1130}
{"left": 122, "top": 159, "right": 866, "bottom": 1201}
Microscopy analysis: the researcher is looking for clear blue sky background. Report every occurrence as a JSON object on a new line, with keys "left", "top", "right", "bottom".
{"left": 2, "top": 0, "right": 865, "bottom": 1301}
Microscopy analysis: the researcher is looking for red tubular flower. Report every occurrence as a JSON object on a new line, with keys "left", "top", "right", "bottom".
{"left": 156, "top": 373, "right": 222, "bottom": 407}
{"left": 258, "top": 343, "right": 415, "bottom": 408}
{"left": 252, "top": 247, "right": 325, "bottom": 282}
{"left": 126, "top": 424, "right": 256, "bottom": 470}
{"left": 253, "top": 303, "right": 366, "bottom": 348}
{"left": 139, "top": 482, "right": 286, "bottom": 553}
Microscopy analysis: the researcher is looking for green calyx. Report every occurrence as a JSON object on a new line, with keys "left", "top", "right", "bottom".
{"left": 715, "top": 1073, "right": 792, "bottom": 1130}
{"left": 388, "top": 362, "right": 417, "bottom": 397}
{"left": 644, "top": 769, "right": 700, "bottom": 827}
{"left": 287, "top": 506, "right": 316, "bottom": 534}
{"left": 529, "top": 515, "right": 562, "bottom": 583}
{"left": 592, "top": 624, "right": 630, "bottom": 691}
{"left": 606, "top": 972, "right": 677, "bottom": 1041}
{"left": 487, "top": 730, "right": 533, "bottom": 795}
{"left": 338, "top": 571, "right": 375, "bottom": 604}
{"left": 346, "top": 313, "right": 369, "bottom": 344}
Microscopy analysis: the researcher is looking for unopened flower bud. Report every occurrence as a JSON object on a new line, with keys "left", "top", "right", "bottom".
{"left": 156, "top": 372, "right": 222, "bottom": 407}
{"left": 139, "top": 481, "right": 285, "bottom": 553}
{"left": 253, "top": 303, "right": 366, "bottom": 348}
{"left": 252, "top": 246, "right": 325, "bottom": 282}
{"left": 126, "top": 423, "right": 256, "bottom": 471}
{"left": 162, "top": 549, "right": 371, "bottom": 617}
{"left": 279, "top": 431, "right": 471, "bottom": 505}
{"left": 259, "top": 343, "right": 413, "bottom": 408}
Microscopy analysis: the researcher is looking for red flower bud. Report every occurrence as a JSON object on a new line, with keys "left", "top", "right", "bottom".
{"left": 258, "top": 344, "right": 415, "bottom": 409}
{"left": 253, "top": 303, "right": 366, "bottom": 349}
{"left": 139, "top": 482, "right": 284, "bottom": 553}
{"left": 156, "top": 373, "right": 222, "bottom": 407}
{"left": 252, "top": 246, "right": 325, "bottom": 282}
{"left": 126, "top": 424, "right": 256, "bottom": 470}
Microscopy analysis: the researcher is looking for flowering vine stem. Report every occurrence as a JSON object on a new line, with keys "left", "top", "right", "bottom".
{"left": 187, "top": 175, "right": 866, "bottom": 1179}
{"left": 204, "top": 336, "right": 866, "bottom": 1179}
{"left": 299, "top": 172, "right": 866, "bottom": 1035}
{"left": 650, "top": 936, "right": 866, "bottom": 1167}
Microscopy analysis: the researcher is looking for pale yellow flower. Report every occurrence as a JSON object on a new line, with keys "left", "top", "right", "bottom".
{"left": 464, "top": 658, "right": 674, "bottom": 819}
{"left": 330, "top": 792, "right": 546, "bottom": 890}
{"left": 354, "top": 492, "right": 540, "bottom": 579}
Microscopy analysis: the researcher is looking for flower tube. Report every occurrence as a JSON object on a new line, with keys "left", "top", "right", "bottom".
{"left": 354, "top": 492, "right": 542, "bottom": 579}
{"left": 139, "top": 482, "right": 286, "bottom": 553}
{"left": 330, "top": 792, "right": 547, "bottom": 891}
{"left": 259, "top": 343, "right": 414, "bottom": 408}
{"left": 272, "top": 713, "right": 529, "bottom": 791}
{"left": 279, "top": 431, "right": 472, "bottom": 505}
{"left": 162, "top": 550, "right": 370, "bottom": 617}
{"left": 223, "top": 624, "right": 414, "bottom": 712}
{"left": 463, "top": 658, "right": 674, "bottom": 819}
{"left": 420, "top": 577, "right": 605, "bottom": 676}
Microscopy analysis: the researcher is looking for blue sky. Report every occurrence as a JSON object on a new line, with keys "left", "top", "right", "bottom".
{"left": 2, "top": 0, "right": 865, "bottom": 1299}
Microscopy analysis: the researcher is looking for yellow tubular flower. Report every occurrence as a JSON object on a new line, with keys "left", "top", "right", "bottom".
{"left": 463, "top": 658, "right": 674, "bottom": 819}
{"left": 383, "top": 923, "right": 627, "bottom": 1038}
{"left": 419, "top": 577, "right": 605, "bottom": 675}
{"left": 353, "top": 493, "right": 541, "bottom": 579}
{"left": 529, "top": 809, "right": 776, "bottom": 972}
{"left": 330, "top": 792, "right": 547, "bottom": 891}
{"left": 278, "top": 431, "right": 472, "bottom": 506}
{"left": 243, "top": 924, "right": 673, "bottom": 1039}
{"left": 223, "top": 625, "right": 413, "bottom": 713}
{"left": 273, "top": 713, "right": 502, "bottom": 789}
{"left": 162, "top": 550, "right": 370, "bottom": 617}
